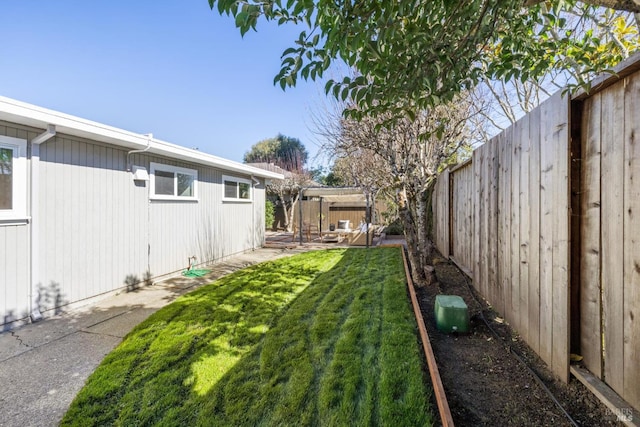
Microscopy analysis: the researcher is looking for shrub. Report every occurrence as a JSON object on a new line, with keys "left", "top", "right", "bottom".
{"left": 384, "top": 218, "right": 404, "bottom": 235}
{"left": 265, "top": 199, "right": 275, "bottom": 230}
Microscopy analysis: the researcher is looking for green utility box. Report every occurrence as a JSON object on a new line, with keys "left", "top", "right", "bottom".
{"left": 434, "top": 295, "right": 469, "bottom": 333}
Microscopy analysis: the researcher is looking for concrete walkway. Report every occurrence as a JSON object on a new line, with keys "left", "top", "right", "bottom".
{"left": 0, "top": 246, "right": 310, "bottom": 427}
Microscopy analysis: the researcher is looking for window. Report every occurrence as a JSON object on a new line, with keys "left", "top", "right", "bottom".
{"left": 222, "top": 175, "right": 252, "bottom": 201}
{"left": 150, "top": 163, "right": 197, "bottom": 200}
{"left": 0, "top": 135, "right": 27, "bottom": 222}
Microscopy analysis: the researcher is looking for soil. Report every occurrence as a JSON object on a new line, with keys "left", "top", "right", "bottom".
{"left": 415, "top": 253, "right": 621, "bottom": 427}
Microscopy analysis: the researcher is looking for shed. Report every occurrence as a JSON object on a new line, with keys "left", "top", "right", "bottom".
{"left": 293, "top": 186, "right": 384, "bottom": 245}
{"left": 0, "top": 96, "right": 283, "bottom": 327}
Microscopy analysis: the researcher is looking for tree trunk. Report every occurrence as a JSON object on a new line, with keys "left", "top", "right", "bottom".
{"left": 398, "top": 187, "right": 437, "bottom": 286}
{"left": 416, "top": 189, "right": 437, "bottom": 285}
{"left": 284, "top": 194, "right": 299, "bottom": 233}
{"left": 276, "top": 189, "right": 298, "bottom": 233}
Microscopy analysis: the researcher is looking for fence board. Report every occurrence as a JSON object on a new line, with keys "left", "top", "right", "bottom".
{"left": 600, "top": 79, "right": 625, "bottom": 396}
{"left": 580, "top": 93, "right": 603, "bottom": 378}
{"left": 528, "top": 106, "right": 541, "bottom": 354}
{"left": 538, "top": 94, "right": 555, "bottom": 369}
{"left": 451, "top": 172, "right": 458, "bottom": 259}
{"left": 485, "top": 143, "right": 492, "bottom": 300}
{"left": 451, "top": 162, "right": 473, "bottom": 274}
{"left": 463, "top": 163, "right": 473, "bottom": 271}
{"left": 519, "top": 113, "right": 531, "bottom": 344}
{"left": 496, "top": 132, "right": 506, "bottom": 317}
{"left": 480, "top": 144, "right": 491, "bottom": 298}
{"left": 488, "top": 139, "right": 499, "bottom": 309}
{"left": 433, "top": 170, "right": 450, "bottom": 257}
{"left": 473, "top": 146, "right": 481, "bottom": 294}
{"left": 444, "top": 168, "right": 450, "bottom": 258}
{"left": 472, "top": 152, "right": 481, "bottom": 284}
{"left": 494, "top": 132, "right": 506, "bottom": 317}
{"left": 623, "top": 74, "right": 640, "bottom": 409}
{"left": 511, "top": 120, "right": 522, "bottom": 332}
{"left": 441, "top": 169, "right": 450, "bottom": 258}
{"left": 550, "top": 91, "right": 570, "bottom": 383}
{"left": 502, "top": 130, "right": 513, "bottom": 324}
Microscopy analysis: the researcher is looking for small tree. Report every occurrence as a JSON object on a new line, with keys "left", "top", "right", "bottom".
{"left": 267, "top": 169, "right": 314, "bottom": 232}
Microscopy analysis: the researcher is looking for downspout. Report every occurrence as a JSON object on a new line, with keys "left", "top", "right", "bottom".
{"left": 126, "top": 133, "right": 153, "bottom": 277}
{"left": 30, "top": 124, "right": 56, "bottom": 322}
{"left": 251, "top": 176, "right": 260, "bottom": 250}
{"left": 126, "top": 133, "right": 153, "bottom": 171}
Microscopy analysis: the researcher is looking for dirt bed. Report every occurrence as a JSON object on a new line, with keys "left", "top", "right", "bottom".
{"left": 416, "top": 254, "right": 620, "bottom": 426}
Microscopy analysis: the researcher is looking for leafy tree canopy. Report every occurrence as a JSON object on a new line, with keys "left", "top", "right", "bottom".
{"left": 209, "top": 0, "right": 640, "bottom": 118}
{"left": 244, "top": 133, "right": 309, "bottom": 172}
{"left": 305, "top": 165, "right": 347, "bottom": 186}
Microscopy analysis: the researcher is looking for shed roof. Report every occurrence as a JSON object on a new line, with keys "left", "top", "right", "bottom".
{"left": 303, "top": 186, "right": 369, "bottom": 203}
{"left": 303, "top": 186, "right": 365, "bottom": 197}
{"left": 0, "top": 96, "right": 284, "bottom": 180}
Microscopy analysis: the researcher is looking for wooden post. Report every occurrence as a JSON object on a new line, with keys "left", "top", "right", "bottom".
{"left": 298, "top": 188, "right": 304, "bottom": 244}
{"left": 449, "top": 170, "right": 454, "bottom": 257}
{"left": 366, "top": 191, "right": 370, "bottom": 248}
{"left": 319, "top": 197, "right": 323, "bottom": 239}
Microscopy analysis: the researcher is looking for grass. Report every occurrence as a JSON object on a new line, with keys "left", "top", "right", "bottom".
{"left": 62, "top": 248, "right": 433, "bottom": 426}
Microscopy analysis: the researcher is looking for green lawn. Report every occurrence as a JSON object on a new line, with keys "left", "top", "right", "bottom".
{"left": 62, "top": 248, "right": 433, "bottom": 426}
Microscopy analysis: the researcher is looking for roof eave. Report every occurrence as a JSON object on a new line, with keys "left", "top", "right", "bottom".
{"left": 0, "top": 96, "right": 284, "bottom": 180}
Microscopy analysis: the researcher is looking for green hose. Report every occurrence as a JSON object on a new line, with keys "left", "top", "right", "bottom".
{"left": 182, "top": 269, "right": 211, "bottom": 278}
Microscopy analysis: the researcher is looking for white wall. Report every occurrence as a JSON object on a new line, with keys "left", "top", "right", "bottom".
{"left": 0, "top": 122, "right": 266, "bottom": 326}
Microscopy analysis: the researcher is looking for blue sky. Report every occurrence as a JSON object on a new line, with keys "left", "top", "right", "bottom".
{"left": 1, "top": 1, "right": 330, "bottom": 165}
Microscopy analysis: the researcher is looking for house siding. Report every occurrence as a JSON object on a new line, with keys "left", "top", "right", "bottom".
{"left": 0, "top": 121, "right": 267, "bottom": 325}
{"left": 37, "top": 135, "right": 149, "bottom": 310}
{"left": 0, "top": 122, "right": 34, "bottom": 326}
{"left": 0, "top": 224, "right": 30, "bottom": 325}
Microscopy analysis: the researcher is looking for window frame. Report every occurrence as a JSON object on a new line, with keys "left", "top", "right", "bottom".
{"left": 222, "top": 175, "right": 252, "bottom": 202}
{"left": 0, "top": 135, "right": 28, "bottom": 223}
{"left": 149, "top": 162, "right": 198, "bottom": 201}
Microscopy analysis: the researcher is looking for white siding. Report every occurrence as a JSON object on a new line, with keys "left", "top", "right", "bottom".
{"left": 0, "top": 122, "right": 267, "bottom": 326}
{"left": 38, "top": 136, "right": 149, "bottom": 310}
{"left": 0, "top": 123, "right": 33, "bottom": 326}
{"left": 0, "top": 225, "right": 30, "bottom": 326}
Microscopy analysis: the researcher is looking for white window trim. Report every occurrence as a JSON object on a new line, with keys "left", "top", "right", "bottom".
{"left": 0, "top": 135, "right": 28, "bottom": 223}
{"left": 222, "top": 175, "right": 252, "bottom": 202}
{"left": 150, "top": 162, "right": 198, "bottom": 201}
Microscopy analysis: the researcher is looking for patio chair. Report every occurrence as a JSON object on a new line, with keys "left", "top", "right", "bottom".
{"left": 292, "top": 221, "right": 319, "bottom": 242}
{"left": 348, "top": 224, "right": 377, "bottom": 246}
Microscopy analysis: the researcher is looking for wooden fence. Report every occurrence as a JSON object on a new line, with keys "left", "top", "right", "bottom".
{"left": 293, "top": 200, "right": 368, "bottom": 231}
{"left": 432, "top": 53, "right": 640, "bottom": 412}
{"left": 434, "top": 91, "right": 570, "bottom": 383}
{"left": 577, "top": 72, "right": 640, "bottom": 409}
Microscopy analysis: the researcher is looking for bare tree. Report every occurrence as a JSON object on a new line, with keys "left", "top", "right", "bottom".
{"left": 315, "top": 96, "right": 474, "bottom": 283}
{"left": 251, "top": 153, "right": 314, "bottom": 232}
{"left": 267, "top": 170, "right": 314, "bottom": 232}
